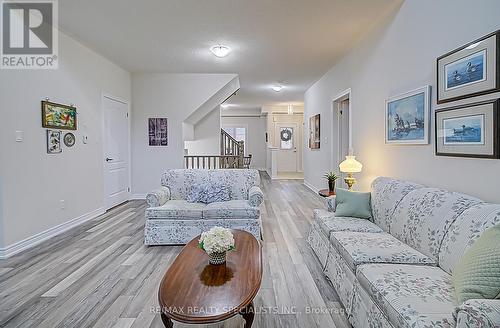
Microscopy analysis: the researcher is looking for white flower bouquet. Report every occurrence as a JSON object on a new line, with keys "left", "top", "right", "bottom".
{"left": 198, "top": 227, "right": 235, "bottom": 264}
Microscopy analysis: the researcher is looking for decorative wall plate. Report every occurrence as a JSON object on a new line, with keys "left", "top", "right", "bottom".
{"left": 63, "top": 132, "right": 76, "bottom": 147}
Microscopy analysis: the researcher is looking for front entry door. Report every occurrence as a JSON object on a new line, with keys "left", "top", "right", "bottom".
{"left": 276, "top": 122, "right": 298, "bottom": 172}
{"left": 103, "top": 96, "right": 130, "bottom": 209}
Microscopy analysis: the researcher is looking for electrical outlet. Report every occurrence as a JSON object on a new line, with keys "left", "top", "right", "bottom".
{"left": 60, "top": 200, "right": 66, "bottom": 209}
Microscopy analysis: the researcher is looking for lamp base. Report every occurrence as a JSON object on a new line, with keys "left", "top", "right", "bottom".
{"left": 344, "top": 174, "right": 356, "bottom": 191}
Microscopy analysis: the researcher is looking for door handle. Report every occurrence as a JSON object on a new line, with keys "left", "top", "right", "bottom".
{"left": 293, "top": 148, "right": 297, "bottom": 153}
{"left": 106, "top": 157, "right": 114, "bottom": 162}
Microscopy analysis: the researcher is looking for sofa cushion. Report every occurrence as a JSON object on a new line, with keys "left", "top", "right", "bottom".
{"left": 452, "top": 224, "right": 500, "bottom": 304}
{"left": 207, "top": 169, "right": 260, "bottom": 200}
{"left": 334, "top": 188, "right": 372, "bottom": 219}
{"left": 145, "top": 200, "right": 206, "bottom": 220}
{"left": 313, "top": 209, "right": 383, "bottom": 236}
{"left": 370, "top": 177, "right": 424, "bottom": 232}
{"left": 203, "top": 200, "right": 260, "bottom": 220}
{"left": 161, "top": 169, "right": 209, "bottom": 200}
{"left": 357, "top": 264, "right": 456, "bottom": 328}
{"left": 390, "top": 188, "right": 482, "bottom": 261}
{"left": 329, "top": 231, "right": 436, "bottom": 272}
{"left": 439, "top": 203, "right": 500, "bottom": 274}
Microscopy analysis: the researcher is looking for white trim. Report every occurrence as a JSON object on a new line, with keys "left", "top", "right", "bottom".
{"left": 303, "top": 179, "right": 320, "bottom": 194}
{"left": 0, "top": 207, "right": 105, "bottom": 259}
{"left": 331, "top": 88, "right": 352, "bottom": 169}
{"left": 130, "top": 193, "right": 146, "bottom": 200}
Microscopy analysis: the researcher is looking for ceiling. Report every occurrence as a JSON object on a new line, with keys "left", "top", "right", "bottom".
{"left": 59, "top": 0, "right": 400, "bottom": 111}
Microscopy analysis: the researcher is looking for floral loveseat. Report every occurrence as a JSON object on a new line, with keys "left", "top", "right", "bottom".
{"left": 308, "top": 177, "right": 500, "bottom": 328}
{"left": 144, "top": 169, "right": 263, "bottom": 245}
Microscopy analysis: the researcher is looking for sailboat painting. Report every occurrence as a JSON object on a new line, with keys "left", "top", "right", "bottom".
{"left": 385, "top": 86, "right": 430, "bottom": 144}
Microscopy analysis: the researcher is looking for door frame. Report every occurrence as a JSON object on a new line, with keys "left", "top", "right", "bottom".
{"left": 331, "top": 88, "right": 352, "bottom": 169}
{"left": 101, "top": 93, "right": 131, "bottom": 210}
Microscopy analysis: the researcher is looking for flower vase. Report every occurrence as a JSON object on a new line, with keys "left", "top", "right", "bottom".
{"left": 207, "top": 251, "right": 227, "bottom": 265}
{"left": 328, "top": 180, "right": 336, "bottom": 193}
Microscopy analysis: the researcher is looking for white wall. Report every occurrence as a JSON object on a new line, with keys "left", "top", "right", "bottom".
{"left": 185, "top": 107, "right": 221, "bottom": 156}
{"left": 131, "top": 73, "right": 237, "bottom": 196}
{"left": 221, "top": 115, "right": 267, "bottom": 169}
{"left": 304, "top": 0, "right": 500, "bottom": 202}
{"left": 0, "top": 32, "right": 131, "bottom": 249}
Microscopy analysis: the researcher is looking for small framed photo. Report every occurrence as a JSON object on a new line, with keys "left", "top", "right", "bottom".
{"left": 385, "top": 85, "right": 430, "bottom": 145}
{"left": 47, "top": 130, "right": 62, "bottom": 154}
{"left": 309, "top": 114, "right": 320, "bottom": 149}
{"left": 435, "top": 99, "right": 499, "bottom": 158}
{"left": 42, "top": 101, "right": 77, "bottom": 130}
{"left": 437, "top": 30, "right": 500, "bottom": 104}
{"left": 148, "top": 118, "right": 168, "bottom": 146}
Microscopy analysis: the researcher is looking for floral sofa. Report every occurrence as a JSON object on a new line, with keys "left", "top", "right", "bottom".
{"left": 144, "top": 169, "right": 263, "bottom": 245}
{"left": 308, "top": 177, "right": 500, "bottom": 328}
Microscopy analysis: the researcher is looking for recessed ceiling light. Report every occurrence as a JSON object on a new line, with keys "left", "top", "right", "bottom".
{"left": 210, "top": 45, "right": 231, "bottom": 58}
{"left": 272, "top": 85, "right": 284, "bottom": 92}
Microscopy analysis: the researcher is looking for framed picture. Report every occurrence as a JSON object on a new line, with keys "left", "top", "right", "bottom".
{"left": 46, "top": 130, "right": 62, "bottom": 154}
{"left": 435, "top": 99, "right": 499, "bottom": 158}
{"left": 63, "top": 132, "right": 76, "bottom": 147}
{"left": 42, "top": 101, "right": 77, "bottom": 130}
{"left": 437, "top": 30, "right": 500, "bottom": 104}
{"left": 385, "top": 85, "right": 430, "bottom": 144}
{"left": 149, "top": 118, "right": 168, "bottom": 146}
{"left": 309, "top": 114, "right": 320, "bottom": 149}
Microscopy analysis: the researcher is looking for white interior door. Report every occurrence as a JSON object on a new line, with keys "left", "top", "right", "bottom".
{"left": 338, "top": 99, "right": 350, "bottom": 188}
{"left": 103, "top": 96, "right": 130, "bottom": 209}
{"left": 276, "top": 122, "right": 298, "bottom": 172}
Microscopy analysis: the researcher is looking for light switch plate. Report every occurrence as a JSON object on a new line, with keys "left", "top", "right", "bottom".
{"left": 15, "top": 130, "right": 23, "bottom": 142}
{"left": 82, "top": 134, "right": 88, "bottom": 144}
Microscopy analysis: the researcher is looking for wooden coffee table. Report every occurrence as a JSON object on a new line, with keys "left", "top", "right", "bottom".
{"left": 158, "top": 229, "right": 262, "bottom": 327}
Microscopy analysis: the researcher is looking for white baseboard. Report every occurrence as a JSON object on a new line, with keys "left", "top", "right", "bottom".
{"left": 130, "top": 193, "right": 146, "bottom": 200}
{"left": 303, "top": 180, "right": 320, "bottom": 194}
{"left": 0, "top": 207, "right": 105, "bottom": 259}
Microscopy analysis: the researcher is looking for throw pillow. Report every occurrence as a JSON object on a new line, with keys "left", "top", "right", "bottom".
{"left": 186, "top": 183, "right": 230, "bottom": 203}
{"left": 452, "top": 224, "right": 500, "bottom": 304}
{"left": 204, "top": 183, "right": 230, "bottom": 203}
{"left": 186, "top": 184, "right": 205, "bottom": 203}
{"left": 334, "top": 188, "right": 372, "bottom": 219}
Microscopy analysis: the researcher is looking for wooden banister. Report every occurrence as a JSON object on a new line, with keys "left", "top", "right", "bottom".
{"left": 184, "top": 154, "right": 252, "bottom": 169}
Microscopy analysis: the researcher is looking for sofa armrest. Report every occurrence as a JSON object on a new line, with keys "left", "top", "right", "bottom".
{"left": 327, "top": 195, "right": 336, "bottom": 212}
{"left": 248, "top": 186, "right": 264, "bottom": 207}
{"left": 146, "top": 186, "right": 170, "bottom": 208}
{"left": 455, "top": 299, "right": 500, "bottom": 328}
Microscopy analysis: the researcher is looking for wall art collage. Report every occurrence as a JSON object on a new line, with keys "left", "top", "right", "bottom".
{"left": 385, "top": 30, "right": 499, "bottom": 159}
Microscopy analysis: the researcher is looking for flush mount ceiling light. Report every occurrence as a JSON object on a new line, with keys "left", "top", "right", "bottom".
{"left": 210, "top": 45, "right": 231, "bottom": 58}
{"left": 272, "top": 85, "right": 284, "bottom": 92}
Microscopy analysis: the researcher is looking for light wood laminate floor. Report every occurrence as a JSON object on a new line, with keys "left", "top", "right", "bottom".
{"left": 0, "top": 173, "right": 350, "bottom": 328}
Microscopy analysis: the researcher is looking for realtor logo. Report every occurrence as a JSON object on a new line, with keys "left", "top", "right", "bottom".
{"left": 1, "top": 0, "right": 58, "bottom": 69}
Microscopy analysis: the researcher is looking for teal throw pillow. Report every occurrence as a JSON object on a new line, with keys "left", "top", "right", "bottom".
{"left": 334, "top": 188, "right": 372, "bottom": 219}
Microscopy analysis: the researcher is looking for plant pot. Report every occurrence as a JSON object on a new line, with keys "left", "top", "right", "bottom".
{"left": 207, "top": 251, "right": 227, "bottom": 265}
{"left": 328, "top": 180, "right": 336, "bottom": 193}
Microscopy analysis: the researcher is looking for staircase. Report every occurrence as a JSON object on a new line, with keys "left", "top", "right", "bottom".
{"left": 220, "top": 128, "right": 244, "bottom": 157}
{"left": 184, "top": 129, "right": 251, "bottom": 169}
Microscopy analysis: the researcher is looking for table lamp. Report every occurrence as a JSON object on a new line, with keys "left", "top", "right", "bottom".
{"left": 339, "top": 155, "right": 363, "bottom": 191}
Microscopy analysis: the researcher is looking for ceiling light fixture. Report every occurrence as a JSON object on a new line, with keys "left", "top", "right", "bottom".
{"left": 210, "top": 45, "right": 231, "bottom": 58}
{"left": 272, "top": 85, "right": 284, "bottom": 92}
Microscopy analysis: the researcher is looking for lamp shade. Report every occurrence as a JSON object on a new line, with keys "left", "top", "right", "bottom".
{"left": 339, "top": 155, "right": 363, "bottom": 173}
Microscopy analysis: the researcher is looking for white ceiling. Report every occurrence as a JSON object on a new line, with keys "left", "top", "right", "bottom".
{"left": 59, "top": 0, "right": 400, "bottom": 111}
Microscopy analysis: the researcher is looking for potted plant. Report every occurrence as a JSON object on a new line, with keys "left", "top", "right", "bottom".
{"left": 323, "top": 171, "right": 339, "bottom": 194}
{"left": 198, "top": 226, "right": 236, "bottom": 265}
